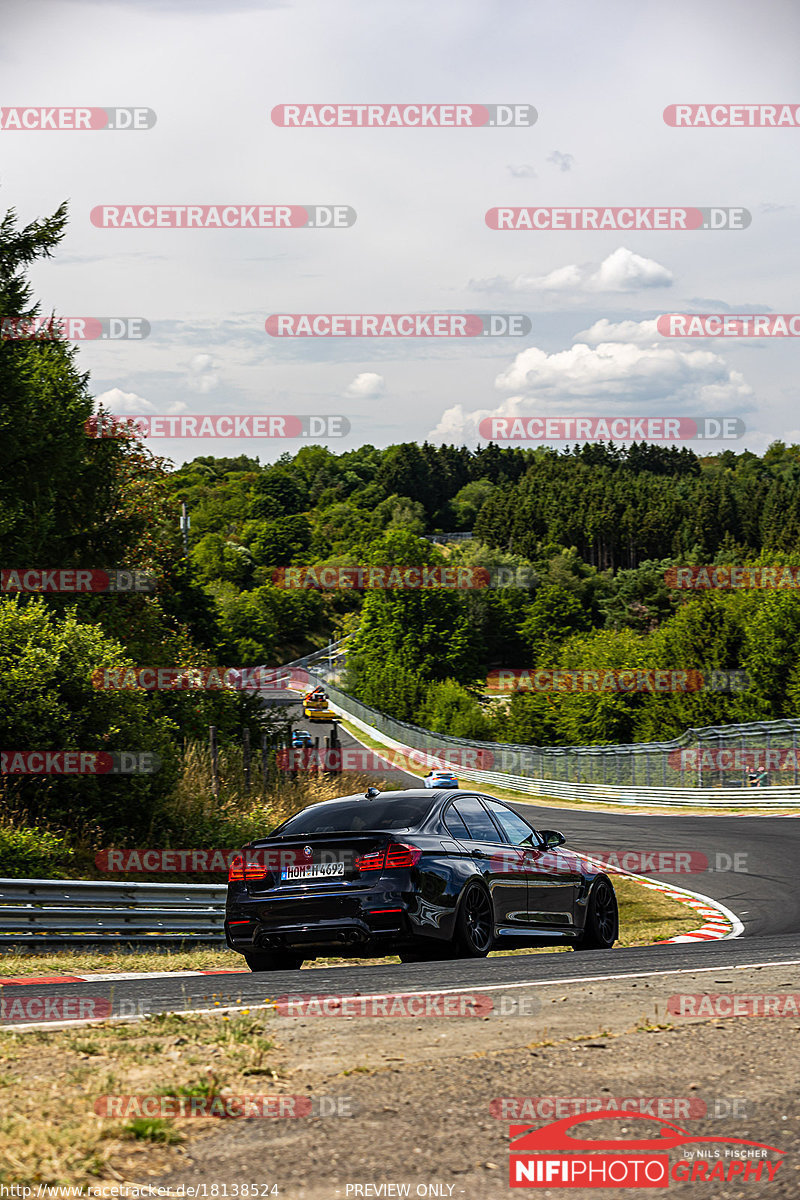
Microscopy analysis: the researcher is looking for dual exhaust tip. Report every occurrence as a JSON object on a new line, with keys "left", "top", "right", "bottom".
{"left": 258, "top": 929, "right": 364, "bottom": 949}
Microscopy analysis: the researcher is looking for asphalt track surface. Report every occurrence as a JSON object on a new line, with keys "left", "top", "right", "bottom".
{"left": 309, "top": 696, "right": 800, "bottom": 939}
{"left": 3, "top": 694, "right": 799, "bottom": 1022}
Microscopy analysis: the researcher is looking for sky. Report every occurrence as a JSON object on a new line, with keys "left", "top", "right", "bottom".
{"left": 3, "top": 0, "right": 800, "bottom": 466}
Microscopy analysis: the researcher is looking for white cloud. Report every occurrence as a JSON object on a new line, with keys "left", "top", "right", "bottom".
{"left": 187, "top": 353, "right": 219, "bottom": 393}
{"left": 507, "top": 163, "right": 537, "bottom": 178}
{"left": 548, "top": 150, "right": 574, "bottom": 172}
{"left": 94, "top": 387, "right": 155, "bottom": 413}
{"left": 345, "top": 372, "right": 385, "bottom": 399}
{"left": 573, "top": 318, "right": 661, "bottom": 346}
{"left": 470, "top": 247, "right": 673, "bottom": 296}
{"left": 525, "top": 264, "right": 586, "bottom": 291}
{"left": 93, "top": 388, "right": 188, "bottom": 415}
{"left": 494, "top": 341, "right": 750, "bottom": 403}
{"left": 429, "top": 336, "right": 754, "bottom": 443}
{"left": 588, "top": 247, "right": 673, "bottom": 291}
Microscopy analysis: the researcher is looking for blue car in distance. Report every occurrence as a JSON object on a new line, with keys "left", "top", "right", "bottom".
{"left": 292, "top": 730, "right": 314, "bottom": 748}
{"left": 423, "top": 769, "right": 459, "bottom": 789}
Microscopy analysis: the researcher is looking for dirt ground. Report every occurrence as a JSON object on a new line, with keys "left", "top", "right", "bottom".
{"left": 8, "top": 961, "right": 790, "bottom": 1200}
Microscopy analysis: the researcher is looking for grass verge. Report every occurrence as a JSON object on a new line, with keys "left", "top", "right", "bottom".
{"left": 0, "top": 1009, "right": 277, "bottom": 1186}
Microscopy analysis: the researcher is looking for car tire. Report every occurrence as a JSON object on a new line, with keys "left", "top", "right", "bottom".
{"left": 452, "top": 881, "right": 493, "bottom": 957}
{"left": 243, "top": 951, "right": 304, "bottom": 971}
{"left": 573, "top": 876, "right": 618, "bottom": 950}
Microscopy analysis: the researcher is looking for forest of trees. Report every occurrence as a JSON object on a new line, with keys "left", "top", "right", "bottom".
{"left": 164, "top": 433, "right": 800, "bottom": 749}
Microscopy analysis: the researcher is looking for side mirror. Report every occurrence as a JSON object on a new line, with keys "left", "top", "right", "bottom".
{"left": 540, "top": 830, "right": 566, "bottom": 850}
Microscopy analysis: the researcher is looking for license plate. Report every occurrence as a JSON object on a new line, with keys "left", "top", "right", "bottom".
{"left": 281, "top": 862, "right": 345, "bottom": 881}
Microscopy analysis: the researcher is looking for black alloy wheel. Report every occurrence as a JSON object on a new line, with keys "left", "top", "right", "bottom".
{"left": 454, "top": 882, "right": 494, "bottom": 957}
{"left": 574, "top": 877, "right": 618, "bottom": 950}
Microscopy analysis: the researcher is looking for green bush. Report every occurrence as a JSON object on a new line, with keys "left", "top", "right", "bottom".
{"left": 0, "top": 596, "right": 180, "bottom": 839}
{"left": 0, "top": 822, "right": 74, "bottom": 877}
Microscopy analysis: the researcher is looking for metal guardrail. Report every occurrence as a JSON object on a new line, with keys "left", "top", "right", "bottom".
{"left": 0, "top": 878, "right": 227, "bottom": 946}
{"left": 260, "top": 639, "right": 800, "bottom": 804}
{"left": 277, "top": 644, "right": 800, "bottom": 807}
{"left": 328, "top": 702, "right": 800, "bottom": 808}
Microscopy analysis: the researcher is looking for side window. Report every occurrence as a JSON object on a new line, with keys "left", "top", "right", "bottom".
{"left": 443, "top": 803, "right": 471, "bottom": 840}
{"left": 483, "top": 798, "right": 541, "bottom": 847}
{"left": 451, "top": 795, "right": 505, "bottom": 843}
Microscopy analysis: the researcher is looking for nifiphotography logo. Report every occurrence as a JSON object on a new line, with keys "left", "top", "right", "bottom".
{"left": 508, "top": 1112, "right": 784, "bottom": 1188}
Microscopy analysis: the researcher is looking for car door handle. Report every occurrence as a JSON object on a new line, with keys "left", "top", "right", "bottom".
{"left": 471, "top": 849, "right": 485, "bottom": 858}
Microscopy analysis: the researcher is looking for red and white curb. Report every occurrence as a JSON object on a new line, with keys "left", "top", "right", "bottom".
{"left": 580, "top": 853, "right": 743, "bottom": 943}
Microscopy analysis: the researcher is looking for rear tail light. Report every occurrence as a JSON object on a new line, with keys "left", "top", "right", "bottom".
{"left": 228, "top": 854, "right": 244, "bottom": 882}
{"left": 385, "top": 843, "right": 422, "bottom": 869}
{"left": 354, "top": 843, "right": 422, "bottom": 871}
{"left": 228, "top": 853, "right": 270, "bottom": 883}
{"left": 354, "top": 847, "right": 385, "bottom": 872}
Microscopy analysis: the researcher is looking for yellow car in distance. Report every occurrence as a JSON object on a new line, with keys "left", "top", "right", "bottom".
{"left": 303, "top": 688, "right": 337, "bottom": 723}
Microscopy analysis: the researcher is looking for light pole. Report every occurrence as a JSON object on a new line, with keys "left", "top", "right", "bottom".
{"left": 180, "top": 501, "right": 190, "bottom": 555}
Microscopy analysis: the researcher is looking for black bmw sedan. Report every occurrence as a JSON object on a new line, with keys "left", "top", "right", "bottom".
{"left": 225, "top": 787, "right": 618, "bottom": 971}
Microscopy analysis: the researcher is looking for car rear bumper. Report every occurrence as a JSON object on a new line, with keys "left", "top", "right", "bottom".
{"left": 225, "top": 884, "right": 414, "bottom": 954}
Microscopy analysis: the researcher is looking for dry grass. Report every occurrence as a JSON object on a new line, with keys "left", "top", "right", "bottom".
{"left": 151, "top": 743, "right": 399, "bottom": 864}
{"left": 0, "top": 1009, "right": 280, "bottom": 1187}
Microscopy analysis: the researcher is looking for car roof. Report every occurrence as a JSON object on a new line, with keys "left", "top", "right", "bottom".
{"left": 258, "top": 788, "right": 544, "bottom": 844}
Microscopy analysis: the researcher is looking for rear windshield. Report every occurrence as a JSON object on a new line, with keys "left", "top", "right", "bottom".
{"left": 275, "top": 794, "right": 434, "bottom": 835}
